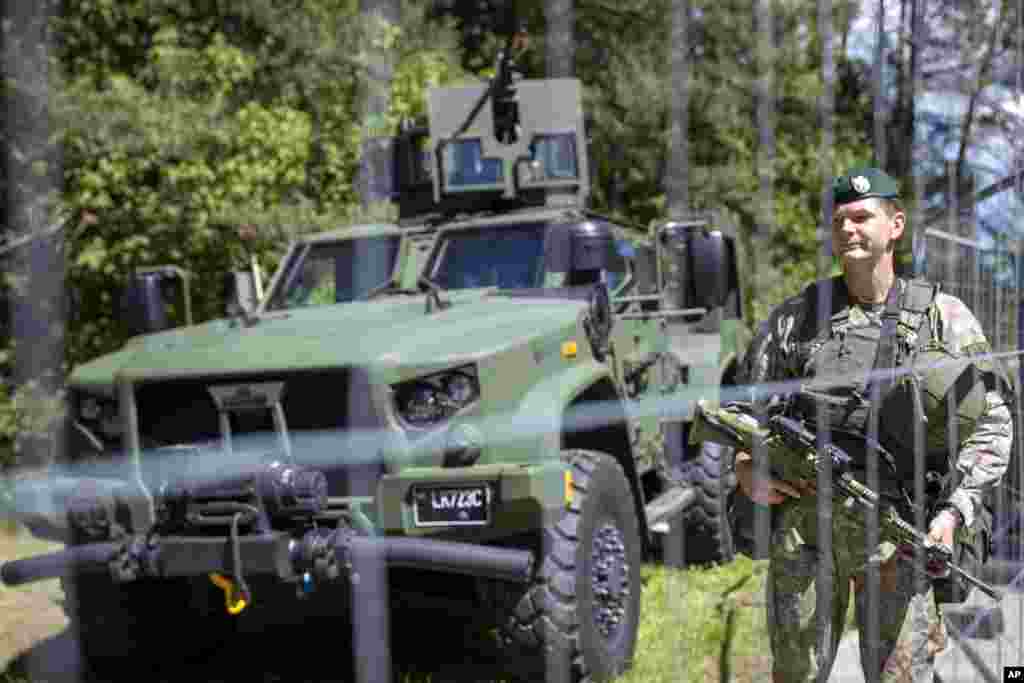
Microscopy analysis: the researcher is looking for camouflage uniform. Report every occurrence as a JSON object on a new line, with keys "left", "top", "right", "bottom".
{"left": 739, "top": 281, "right": 1013, "bottom": 682}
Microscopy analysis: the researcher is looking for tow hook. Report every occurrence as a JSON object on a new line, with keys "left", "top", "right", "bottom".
{"left": 209, "top": 573, "right": 249, "bottom": 615}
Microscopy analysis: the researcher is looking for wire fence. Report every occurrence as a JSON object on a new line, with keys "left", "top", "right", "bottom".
{"left": 921, "top": 227, "right": 1022, "bottom": 375}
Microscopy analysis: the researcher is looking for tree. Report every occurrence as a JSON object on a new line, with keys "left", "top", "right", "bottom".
{"left": 0, "top": 1, "right": 466, "bottom": 472}
{"left": 1, "top": 1, "right": 68, "bottom": 474}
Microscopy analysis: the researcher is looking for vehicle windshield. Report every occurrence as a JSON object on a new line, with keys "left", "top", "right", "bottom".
{"left": 266, "top": 236, "right": 401, "bottom": 310}
{"left": 429, "top": 223, "right": 547, "bottom": 290}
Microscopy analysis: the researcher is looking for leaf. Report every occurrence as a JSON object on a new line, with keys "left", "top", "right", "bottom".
{"left": 74, "top": 237, "right": 108, "bottom": 271}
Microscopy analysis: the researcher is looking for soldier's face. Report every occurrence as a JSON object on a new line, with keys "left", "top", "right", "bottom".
{"left": 831, "top": 198, "right": 905, "bottom": 266}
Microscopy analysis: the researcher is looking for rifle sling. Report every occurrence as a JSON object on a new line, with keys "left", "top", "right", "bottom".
{"left": 858, "top": 281, "right": 904, "bottom": 481}
{"left": 868, "top": 279, "right": 904, "bottom": 401}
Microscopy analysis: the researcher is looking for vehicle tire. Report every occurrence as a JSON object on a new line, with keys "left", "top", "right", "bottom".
{"left": 502, "top": 450, "right": 642, "bottom": 683}
{"left": 680, "top": 441, "right": 736, "bottom": 565}
{"left": 62, "top": 571, "right": 232, "bottom": 678}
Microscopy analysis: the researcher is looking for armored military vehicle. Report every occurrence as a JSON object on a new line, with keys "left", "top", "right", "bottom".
{"left": 2, "top": 34, "right": 749, "bottom": 683}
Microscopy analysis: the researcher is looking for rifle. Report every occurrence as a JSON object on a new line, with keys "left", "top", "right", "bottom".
{"left": 691, "top": 400, "right": 1002, "bottom": 601}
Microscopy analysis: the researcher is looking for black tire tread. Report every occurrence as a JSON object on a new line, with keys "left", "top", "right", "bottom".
{"left": 680, "top": 441, "right": 736, "bottom": 564}
{"left": 502, "top": 450, "right": 641, "bottom": 683}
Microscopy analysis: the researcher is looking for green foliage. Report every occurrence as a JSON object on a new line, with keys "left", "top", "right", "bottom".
{"left": 615, "top": 559, "right": 771, "bottom": 682}
{"left": 47, "top": 0, "right": 465, "bottom": 361}
{"left": 57, "top": 1, "right": 446, "bottom": 335}
{"left": 0, "top": 379, "right": 65, "bottom": 478}
{"left": 0, "top": 1, "right": 465, "bottom": 471}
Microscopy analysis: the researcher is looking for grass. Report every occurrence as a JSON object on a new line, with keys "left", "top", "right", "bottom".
{"left": 618, "top": 556, "right": 773, "bottom": 683}
{"left": 617, "top": 555, "right": 859, "bottom": 683}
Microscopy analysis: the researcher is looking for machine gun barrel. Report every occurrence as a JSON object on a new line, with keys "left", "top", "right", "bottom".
{"left": 691, "top": 400, "right": 1003, "bottom": 602}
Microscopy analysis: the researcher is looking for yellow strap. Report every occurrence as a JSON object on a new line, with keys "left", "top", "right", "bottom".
{"left": 209, "top": 573, "right": 248, "bottom": 615}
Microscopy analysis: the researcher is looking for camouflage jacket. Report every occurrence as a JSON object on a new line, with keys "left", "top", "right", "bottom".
{"left": 738, "top": 277, "right": 1012, "bottom": 530}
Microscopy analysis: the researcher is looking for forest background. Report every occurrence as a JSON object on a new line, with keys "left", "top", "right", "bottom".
{"left": 0, "top": 0, "right": 1020, "bottom": 477}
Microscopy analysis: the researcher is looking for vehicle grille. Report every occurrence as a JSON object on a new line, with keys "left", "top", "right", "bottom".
{"left": 134, "top": 369, "right": 387, "bottom": 497}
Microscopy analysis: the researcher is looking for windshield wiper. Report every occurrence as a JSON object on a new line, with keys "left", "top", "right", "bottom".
{"left": 417, "top": 276, "right": 450, "bottom": 313}
{"left": 362, "top": 278, "right": 420, "bottom": 301}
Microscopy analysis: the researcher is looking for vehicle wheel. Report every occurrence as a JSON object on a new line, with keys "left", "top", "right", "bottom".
{"left": 680, "top": 441, "right": 736, "bottom": 565}
{"left": 62, "top": 571, "right": 232, "bottom": 677}
{"left": 502, "top": 450, "right": 642, "bottom": 683}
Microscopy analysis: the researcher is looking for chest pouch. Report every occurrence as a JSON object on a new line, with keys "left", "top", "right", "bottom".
{"left": 879, "top": 347, "right": 992, "bottom": 467}
{"left": 797, "top": 324, "right": 882, "bottom": 440}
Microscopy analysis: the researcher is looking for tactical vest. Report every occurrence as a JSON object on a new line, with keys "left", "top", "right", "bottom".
{"left": 790, "top": 276, "right": 939, "bottom": 483}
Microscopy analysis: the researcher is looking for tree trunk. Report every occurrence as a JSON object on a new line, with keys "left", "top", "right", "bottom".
{"left": 665, "top": 0, "right": 690, "bottom": 216}
{"left": 544, "top": 0, "right": 574, "bottom": 78}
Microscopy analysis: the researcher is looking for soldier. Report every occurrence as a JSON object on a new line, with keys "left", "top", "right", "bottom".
{"left": 735, "top": 167, "right": 1013, "bottom": 682}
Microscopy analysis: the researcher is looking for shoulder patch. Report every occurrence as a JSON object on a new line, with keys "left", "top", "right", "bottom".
{"left": 933, "top": 292, "right": 988, "bottom": 353}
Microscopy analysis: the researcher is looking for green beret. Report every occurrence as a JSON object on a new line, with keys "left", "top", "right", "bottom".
{"left": 833, "top": 167, "right": 900, "bottom": 206}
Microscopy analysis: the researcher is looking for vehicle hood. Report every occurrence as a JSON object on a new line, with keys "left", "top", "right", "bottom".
{"left": 70, "top": 291, "right": 585, "bottom": 391}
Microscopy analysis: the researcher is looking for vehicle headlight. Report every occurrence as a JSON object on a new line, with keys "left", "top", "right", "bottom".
{"left": 393, "top": 365, "right": 480, "bottom": 430}
{"left": 443, "top": 372, "right": 477, "bottom": 404}
{"left": 75, "top": 393, "right": 122, "bottom": 440}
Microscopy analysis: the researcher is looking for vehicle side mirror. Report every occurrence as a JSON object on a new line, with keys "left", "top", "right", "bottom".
{"left": 122, "top": 272, "right": 171, "bottom": 336}
{"left": 224, "top": 270, "right": 258, "bottom": 317}
{"left": 120, "top": 267, "right": 193, "bottom": 336}
{"left": 659, "top": 227, "right": 689, "bottom": 310}
{"left": 632, "top": 244, "right": 657, "bottom": 296}
{"left": 572, "top": 233, "right": 621, "bottom": 272}
{"left": 688, "top": 230, "right": 728, "bottom": 311}
{"left": 657, "top": 220, "right": 729, "bottom": 312}
{"left": 629, "top": 243, "right": 659, "bottom": 312}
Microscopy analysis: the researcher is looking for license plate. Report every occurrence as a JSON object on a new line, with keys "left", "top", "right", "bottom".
{"left": 413, "top": 484, "right": 491, "bottom": 527}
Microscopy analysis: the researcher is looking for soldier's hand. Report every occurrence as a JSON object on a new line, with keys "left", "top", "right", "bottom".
{"left": 925, "top": 509, "right": 958, "bottom": 578}
{"left": 926, "top": 509, "right": 958, "bottom": 550}
{"left": 735, "top": 452, "right": 804, "bottom": 505}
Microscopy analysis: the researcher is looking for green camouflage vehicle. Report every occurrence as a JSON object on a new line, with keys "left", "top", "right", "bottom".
{"left": 3, "top": 43, "right": 750, "bottom": 683}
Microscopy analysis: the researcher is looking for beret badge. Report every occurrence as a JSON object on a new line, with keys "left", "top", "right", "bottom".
{"left": 851, "top": 175, "right": 871, "bottom": 194}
